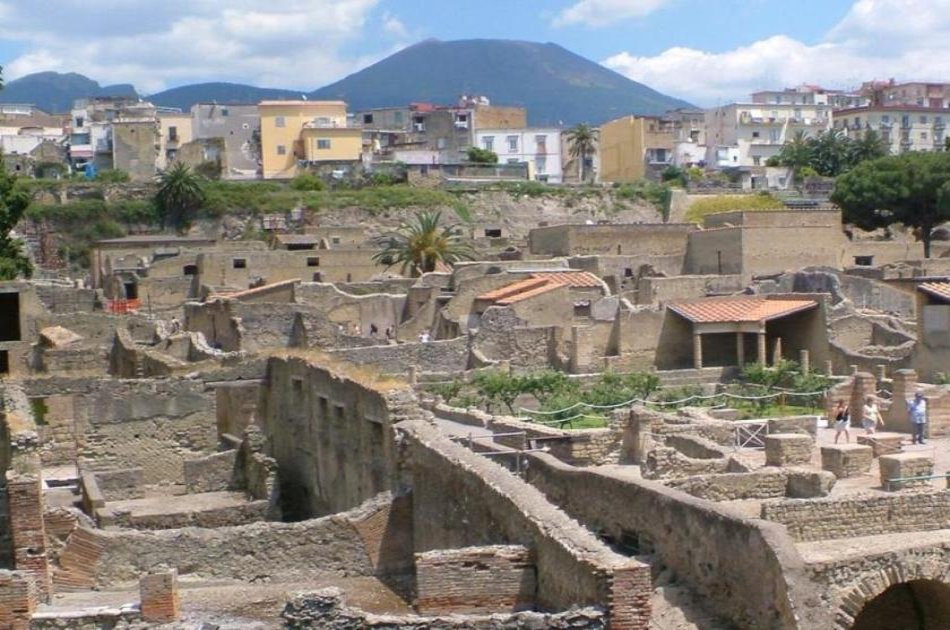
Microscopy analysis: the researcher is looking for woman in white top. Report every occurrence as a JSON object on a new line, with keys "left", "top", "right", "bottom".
{"left": 862, "top": 396, "right": 884, "bottom": 434}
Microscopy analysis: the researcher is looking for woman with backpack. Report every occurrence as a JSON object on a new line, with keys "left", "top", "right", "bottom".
{"left": 833, "top": 400, "right": 851, "bottom": 444}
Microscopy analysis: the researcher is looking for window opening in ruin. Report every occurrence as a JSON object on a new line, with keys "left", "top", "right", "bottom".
{"left": 278, "top": 478, "right": 312, "bottom": 522}
{"left": 318, "top": 396, "right": 329, "bottom": 419}
{"left": 183, "top": 264, "right": 198, "bottom": 276}
{"left": 484, "top": 228, "right": 502, "bottom": 238}
{"left": 312, "top": 272, "right": 322, "bottom": 282}
{"left": 0, "top": 292, "right": 21, "bottom": 341}
{"left": 0, "top": 350, "right": 8, "bottom": 375}
{"left": 287, "top": 243, "right": 314, "bottom": 251}
{"left": 232, "top": 258, "right": 247, "bottom": 269}
{"left": 346, "top": 273, "right": 352, "bottom": 282}
{"left": 123, "top": 281, "right": 138, "bottom": 300}
{"left": 624, "top": 268, "right": 634, "bottom": 278}
{"left": 854, "top": 255, "right": 874, "bottom": 266}
{"left": 334, "top": 405, "right": 345, "bottom": 422}
{"left": 307, "top": 257, "right": 320, "bottom": 267}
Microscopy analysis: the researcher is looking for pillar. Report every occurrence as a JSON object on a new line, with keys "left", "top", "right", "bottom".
{"left": 756, "top": 332, "right": 767, "bottom": 366}
{"left": 772, "top": 336, "right": 783, "bottom": 364}
{"left": 799, "top": 349, "right": 810, "bottom": 374}
{"left": 824, "top": 360, "right": 833, "bottom": 376}
{"left": 850, "top": 372, "right": 876, "bottom": 427}
{"left": 875, "top": 364, "right": 887, "bottom": 384}
{"left": 693, "top": 332, "right": 703, "bottom": 369}
{"left": 140, "top": 570, "right": 180, "bottom": 623}
{"left": 736, "top": 332, "right": 745, "bottom": 366}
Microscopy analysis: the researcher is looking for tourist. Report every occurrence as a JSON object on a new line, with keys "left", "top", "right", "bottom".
{"left": 907, "top": 392, "right": 928, "bottom": 445}
{"left": 419, "top": 330, "right": 431, "bottom": 343}
{"left": 862, "top": 396, "right": 883, "bottom": 434}
{"left": 833, "top": 400, "right": 850, "bottom": 444}
{"left": 168, "top": 317, "right": 181, "bottom": 335}
{"left": 385, "top": 326, "right": 394, "bottom": 341}
{"left": 370, "top": 323, "right": 379, "bottom": 337}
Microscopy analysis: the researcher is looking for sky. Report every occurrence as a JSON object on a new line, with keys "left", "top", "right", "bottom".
{"left": 1, "top": 0, "right": 949, "bottom": 105}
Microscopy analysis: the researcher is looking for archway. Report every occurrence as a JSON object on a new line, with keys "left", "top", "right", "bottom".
{"left": 851, "top": 579, "right": 950, "bottom": 630}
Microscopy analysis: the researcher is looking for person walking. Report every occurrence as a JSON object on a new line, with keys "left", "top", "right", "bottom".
{"left": 862, "top": 396, "right": 884, "bottom": 434}
{"left": 907, "top": 392, "right": 928, "bottom": 445}
{"left": 833, "top": 400, "right": 851, "bottom": 444}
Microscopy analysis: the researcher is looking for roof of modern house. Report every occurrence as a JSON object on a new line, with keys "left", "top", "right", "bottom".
{"left": 918, "top": 281, "right": 950, "bottom": 303}
{"left": 668, "top": 297, "right": 818, "bottom": 324}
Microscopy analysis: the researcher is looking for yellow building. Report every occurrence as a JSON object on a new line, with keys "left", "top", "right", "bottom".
{"left": 599, "top": 115, "right": 675, "bottom": 183}
{"left": 157, "top": 113, "right": 193, "bottom": 170}
{"left": 259, "top": 100, "right": 362, "bottom": 179}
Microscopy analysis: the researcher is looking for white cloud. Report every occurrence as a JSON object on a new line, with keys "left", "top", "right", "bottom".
{"left": 604, "top": 0, "right": 950, "bottom": 105}
{"left": 382, "top": 11, "right": 409, "bottom": 38}
{"left": 552, "top": 0, "right": 671, "bottom": 28}
{"left": 0, "top": 0, "right": 395, "bottom": 93}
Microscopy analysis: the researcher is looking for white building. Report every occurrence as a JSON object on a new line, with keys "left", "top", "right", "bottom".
{"left": 704, "top": 102, "right": 833, "bottom": 168}
{"left": 751, "top": 85, "right": 868, "bottom": 109}
{"left": 474, "top": 128, "right": 563, "bottom": 183}
{"left": 834, "top": 106, "right": 947, "bottom": 153}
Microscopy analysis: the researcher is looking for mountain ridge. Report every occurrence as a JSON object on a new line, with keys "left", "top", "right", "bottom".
{"left": 0, "top": 39, "right": 693, "bottom": 125}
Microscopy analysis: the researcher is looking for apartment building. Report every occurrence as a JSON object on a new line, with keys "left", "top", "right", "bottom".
{"left": 864, "top": 80, "right": 950, "bottom": 109}
{"left": 474, "top": 128, "right": 562, "bottom": 182}
{"left": 751, "top": 85, "right": 868, "bottom": 109}
{"left": 704, "top": 102, "right": 833, "bottom": 168}
{"left": 258, "top": 101, "right": 361, "bottom": 179}
{"left": 834, "top": 106, "right": 948, "bottom": 153}
{"left": 598, "top": 115, "right": 675, "bottom": 182}
{"left": 191, "top": 103, "right": 261, "bottom": 178}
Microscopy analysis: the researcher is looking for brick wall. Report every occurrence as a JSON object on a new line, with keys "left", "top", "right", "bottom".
{"left": 760, "top": 491, "right": 950, "bottom": 542}
{"left": 139, "top": 570, "right": 180, "bottom": 623}
{"left": 0, "top": 570, "right": 37, "bottom": 629}
{"left": 183, "top": 450, "right": 237, "bottom": 493}
{"left": 6, "top": 474, "right": 51, "bottom": 600}
{"left": 415, "top": 545, "right": 536, "bottom": 614}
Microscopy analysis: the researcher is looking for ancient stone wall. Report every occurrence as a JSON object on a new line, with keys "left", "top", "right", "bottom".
{"left": 415, "top": 545, "right": 535, "bottom": 614}
{"left": 183, "top": 450, "right": 237, "bottom": 494}
{"left": 761, "top": 491, "right": 950, "bottom": 542}
{"left": 328, "top": 337, "right": 470, "bottom": 375}
{"left": 524, "top": 452, "right": 829, "bottom": 629}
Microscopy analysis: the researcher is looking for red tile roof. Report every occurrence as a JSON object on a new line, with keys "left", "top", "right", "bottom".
{"left": 530, "top": 271, "right": 604, "bottom": 288}
{"left": 476, "top": 277, "right": 551, "bottom": 302}
{"left": 216, "top": 278, "right": 300, "bottom": 301}
{"left": 918, "top": 282, "right": 950, "bottom": 303}
{"left": 668, "top": 297, "right": 817, "bottom": 324}
{"left": 496, "top": 283, "right": 561, "bottom": 305}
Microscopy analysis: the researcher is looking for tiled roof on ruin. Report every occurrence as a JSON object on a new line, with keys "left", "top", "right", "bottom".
{"left": 668, "top": 297, "right": 817, "bottom": 324}
{"left": 530, "top": 271, "right": 603, "bottom": 288}
{"left": 918, "top": 281, "right": 950, "bottom": 303}
{"left": 476, "top": 277, "right": 551, "bottom": 302}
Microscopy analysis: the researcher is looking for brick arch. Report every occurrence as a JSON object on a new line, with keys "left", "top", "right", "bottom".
{"left": 834, "top": 561, "right": 950, "bottom": 628}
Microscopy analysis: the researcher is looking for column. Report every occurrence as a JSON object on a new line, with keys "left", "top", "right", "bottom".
{"left": 799, "top": 349, "right": 810, "bottom": 374}
{"left": 756, "top": 331, "right": 767, "bottom": 366}
{"left": 693, "top": 332, "right": 703, "bottom": 369}
{"left": 772, "top": 336, "right": 783, "bottom": 365}
{"left": 736, "top": 332, "right": 745, "bottom": 366}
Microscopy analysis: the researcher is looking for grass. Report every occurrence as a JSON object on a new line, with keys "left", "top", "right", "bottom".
{"left": 684, "top": 193, "right": 785, "bottom": 223}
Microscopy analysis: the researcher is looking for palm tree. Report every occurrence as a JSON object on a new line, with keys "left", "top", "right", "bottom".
{"left": 848, "top": 129, "right": 890, "bottom": 166}
{"left": 154, "top": 162, "right": 206, "bottom": 233}
{"left": 566, "top": 123, "right": 597, "bottom": 183}
{"left": 811, "top": 129, "right": 849, "bottom": 177}
{"left": 372, "top": 210, "right": 475, "bottom": 277}
{"left": 777, "top": 130, "right": 813, "bottom": 181}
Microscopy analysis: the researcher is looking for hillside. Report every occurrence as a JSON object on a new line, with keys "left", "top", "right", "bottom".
{"left": 0, "top": 72, "right": 136, "bottom": 113}
{"left": 148, "top": 82, "right": 302, "bottom": 110}
{"left": 1, "top": 39, "right": 691, "bottom": 123}
{"left": 311, "top": 39, "right": 693, "bottom": 125}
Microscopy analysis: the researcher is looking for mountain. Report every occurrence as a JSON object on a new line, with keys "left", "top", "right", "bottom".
{"left": 148, "top": 82, "right": 302, "bottom": 110}
{"left": 310, "top": 39, "right": 693, "bottom": 125}
{"left": 0, "top": 72, "right": 137, "bottom": 113}
{"left": 0, "top": 40, "right": 693, "bottom": 124}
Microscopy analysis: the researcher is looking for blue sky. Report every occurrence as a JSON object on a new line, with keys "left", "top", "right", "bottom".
{"left": 1, "top": 0, "right": 948, "bottom": 105}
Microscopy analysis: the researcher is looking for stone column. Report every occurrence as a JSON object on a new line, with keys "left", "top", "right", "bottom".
{"left": 850, "top": 372, "right": 876, "bottom": 427}
{"left": 772, "top": 336, "right": 783, "bottom": 364}
{"left": 693, "top": 332, "right": 703, "bottom": 369}
{"left": 736, "top": 332, "right": 745, "bottom": 366}
{"left": 799, "top": 349, "right": 810, "bottom": 374}
{"left": 875, "top": 364, "right": 887, "bottom": 384}
{"left": 140, "top": 570, "right": 180, "bottom": 623}
{"left": 756, "top": 332, "right": 767, "bottom": 366}
{"left": 824, "top": 360, "right": 834, "bottom": 376}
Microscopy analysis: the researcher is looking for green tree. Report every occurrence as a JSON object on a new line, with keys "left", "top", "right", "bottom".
{"left": 372, "top": 210, "right": 475, "bottom": 276}
{"left": 776, "top": 130, "right": 813, "bottom": 180}
{"left": 0, "top": 151, "right": 33, "bottom": 279}
{"left": 465, "top": 146, "right": 498, "bottom": 164}
{"left": 810, "top": 129, "right": 850, "bottom": 177}
{"left": 847, "top": 129, "right": 889, "bottom": 166}
{"left": 566, "top": 123, "right": 597, "bottom": 183}
{"left": 832, "top": 152, "right": 950, "bottom": 257}
{"left": 154, "top": 162, "right": 206, "bottom": 233}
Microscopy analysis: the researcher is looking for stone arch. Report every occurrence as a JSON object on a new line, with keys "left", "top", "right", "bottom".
{"left": 834, "top": 560, "right": 950, "bottom": 629}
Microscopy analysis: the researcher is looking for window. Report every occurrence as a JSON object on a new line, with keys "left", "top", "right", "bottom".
{"left": 183, "top": 264, "right": 197, "bottom": 276}
{"left": 535, "top": 134, "right": 547, "bottom": 147}
{"left": 482, "top": 136, "right": 494, "bottom": 151}
{"left": 921, "top": 132, "right": 928, "bottom": 140}
{"left": 921, "top": 115, "right": 929, "bottom": 124}
{"left": 536, "top": 156, "right": 547, "bottom": 173}
{"left": 882, "top": 115, "right": 890, "bottom": 123}
{"left": 854, "top": 255, "right": 874, "bottom": 266}
{"left": 76, "top": 116, "right": 84, "bottom": 128}
{"left": 507, "top": 135, "right": 518, "bottom": 152}
{"left": 363, "top": 113, "right": 374, "bottom": 124}
{"left": 769, "top": 129, "right": 780, "bottom": 142}
{"left": 307, "top": 257, "right": 320, "bottom": 267}
{"left": 221, "top": 108, "right": 230, "bottom": 117}
{"left": 484, "top": 228, "right": 502, "bottom": 238}
{"left": 168, "top": 126, "right": 178, "bottom": 141}
{"left": 752, "top": 156, "right": 761, "bottom": 166}
{"left": 277, "top": 145, "right": 287, "bottom": 155}
{"left": 317, "top": 139, "right": 331, "bottom": 150}
{"left": 331, "top": 236, "right": 341, "bottom": 244}
{"left": 275, "top": 116, "right": 285, "bottom": 128}
{"left": 0, "top": 292, "right": 21, "bottom": 342}
{"left": 232, "top": 258, "right": 247, "bottom": 269}
{"left": 752, "top": 131, "right": 760, "bottom": 138}
{"left": 312, "top": 272, "right": 322, "bottom": 282}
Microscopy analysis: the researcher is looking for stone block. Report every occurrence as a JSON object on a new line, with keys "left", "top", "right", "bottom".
{"left": 879, "top": 453, "right": 934, "bottom": 490}
{"left": 785, "top": 468, "right": 836, "bottom": 498}
{"left": 140, "top": 570, "right": 180, "bottom": 623}
{"left": 856, "top": 432, "right": 904, "bottom": 457}
{"left": 820, "top": 445, "right": 873, "bottom": 479}
{"left": 764, "top": 433, "right": 814, "bottom": 467}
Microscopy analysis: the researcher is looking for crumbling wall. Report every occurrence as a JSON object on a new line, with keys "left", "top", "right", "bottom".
{"left": 472, "top": 308, "right": 562, "bottom": 371}
{"left": 327, "top": 338, "right": 470, "bottom": 375}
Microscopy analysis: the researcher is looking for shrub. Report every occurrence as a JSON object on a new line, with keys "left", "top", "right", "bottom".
{"left": 95, "top": 169, "right": 130, "bottom": 183}
{"left": 684, "top": 194, "right": 784, "bottom": 223}
{"left": 289, "top": 173, "right": 325, "bottom": 192}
